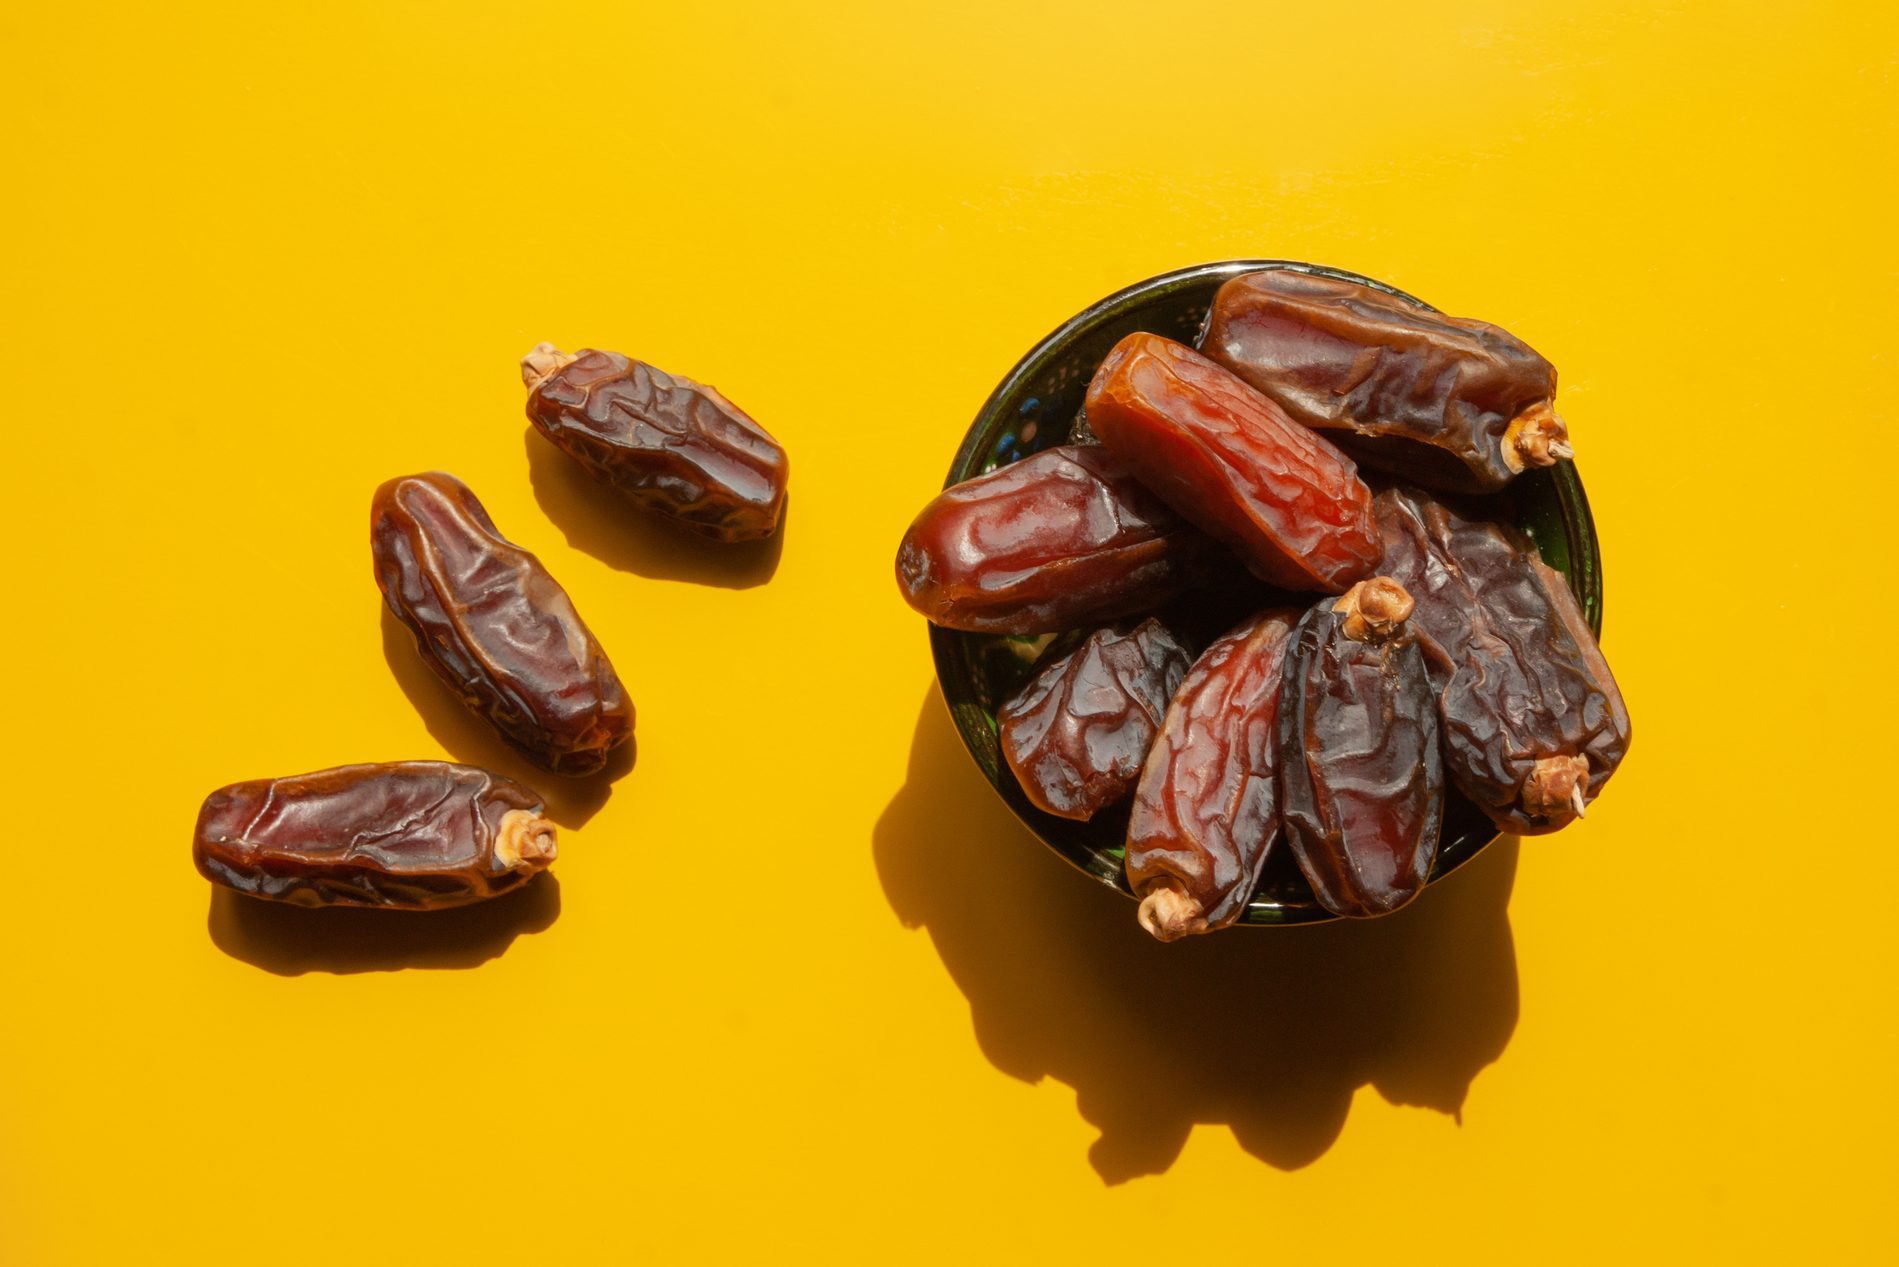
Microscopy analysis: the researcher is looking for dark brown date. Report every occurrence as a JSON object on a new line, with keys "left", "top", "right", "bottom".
{"left": 522, "top": 344, "right": 788, "bottom": 542}
{"left": 1084, "top": 332, "right": 1381, "bottom": 593}
{"left": 193, "top": 762, "right": 556, "bottom": 910}
{"left": 1201, "top": 269, "right": 1568, "bottom": 494}
{"left": 372, "top": 471, "right": 632, "bottom": 775}
{"left": 1278, "top": 579, "right": 1444, "bottom": 919}
{"left": 1374, "top": 485, "right": 1631, "bottom": 833}
{"left": 895, "top": 444, "right": 1221, "bottom": 634}
{"left": 1126, "top": 608, "right": 1299, "bottom": 940}
{"left": 998, "top": 619, "right": 1192, "bottom": 821}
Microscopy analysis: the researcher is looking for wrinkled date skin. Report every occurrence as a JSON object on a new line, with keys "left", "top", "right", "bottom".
{"left": 1084, "top": 332, "right": 1381, "bottom": 593}
{"left": 1375, "top": 486, "right": 1631, "bottom": 833}
{"left": 193, "top": 762, "right": 557, "bottom": 910}
{"left": 523, "top": 344, "right": 788, "bottom": 542}
{"left": 1201, "top": 269, "right": 1567, "bottom": 494}
{"left": 372, "top": 472, "right": 632, "bottom": 775}
{"left": 895, "top": 444, "right": 1223, "bottom": 634}
{"left": 1278, "top": 579, "right": 1444, "bottom": 919}
{"left": 998, "top": 619, "right": 1192, "bottom": 821}
{"left": 1126, "top": 608, "right": 1299, "bottom": 941}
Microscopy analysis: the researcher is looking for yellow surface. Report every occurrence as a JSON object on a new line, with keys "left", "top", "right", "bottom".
{"left": 3, "top": 2, "right": 1895, "bottom": 1262}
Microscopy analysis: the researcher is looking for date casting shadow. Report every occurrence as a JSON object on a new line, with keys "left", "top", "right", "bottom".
{"left": 379, "top": 607, "right": 634, "bottom": 828}
{"left": 207, "top": 874, "right": 560, "bottom": 975}
{"left": 523, "top": 427, "right": 784, "bottom": 589}
{"left": 874, "top": 688, "right": 1520, "bottom": 1182}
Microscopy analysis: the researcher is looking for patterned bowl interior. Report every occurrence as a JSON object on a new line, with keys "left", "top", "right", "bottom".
{"left": 927, "top": 259, "right": 1601, "bottom": 925}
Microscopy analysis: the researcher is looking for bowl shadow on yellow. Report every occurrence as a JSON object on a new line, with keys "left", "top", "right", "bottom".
{"left": 206, "top": 873, "right": 560, "bottom": 975}
{"left": 379, "top": 606, "right": 635, "bottom": 829}
{"left": 874, "top": 686, "right": 1520, "bottom": 1182}
{"left": 522, "top": 427, "right": 784, "bottom": 589}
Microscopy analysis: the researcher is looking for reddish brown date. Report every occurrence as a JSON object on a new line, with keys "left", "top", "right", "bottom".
{"left": 522, "top": 344, "right": 788, "bottom": 542}
{"left": 998, "top": 619, "right": 1192, "bottom": 821}
{"left": 895, "top": 444, "right": 1221, "bottom": 634}
{"left": 372, "top": 471, "right": 632, "bottom": 775}
{"left": 1374, "top": 486, "right": 1631, "bottom": 833}
{"left": 1278, "top": 579, "right": 1444, "bottom": 919}
{"left": 1200, "top": 269, "right": 1568, "bottom": 494}
{"left": 193, "top": 762, "right": 557, "bottom": 910}
{"left": 1084, "top": 332, "right": 1380, "bottom": 593}
{"left": 1126, "top": 609, "right": 1299, "bottom": 941}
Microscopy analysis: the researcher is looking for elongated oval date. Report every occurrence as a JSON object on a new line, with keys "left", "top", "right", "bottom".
{"left": 193, "top": 762, "right": 557, "bottom": 910}
{"left": 522, "top": 344, "right": 788, "bottom": 541}
{"left": 895, "top": 444, "right": 1221, "bottom": 634}
{"left": 1374, "top": 486, "right": 1631, "bottom": 833}
{"left": 998, "top": 619, "right": 1192, "bottom": 821}
{"left": 1126, "top": 609, "right": 1299, "bottom": 941}
{"left": 372, "top": 471, "right": 632, "bottom": 775}
{"left": 1278, "top": 579, "right": 1444, "bottom": 919}
{"left": 1201, "top": 269, "right": 1568, "bottom": 494}
{"left": 1084, "top": 332, "right": 1380, "bottom": 593}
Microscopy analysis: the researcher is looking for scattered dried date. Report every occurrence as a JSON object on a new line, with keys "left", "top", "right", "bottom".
{"left": 1126, "top": 608, "right": 1299, "bottom": 940}
{"left": 1278, "top": 579, "right": 1444, "bottom": 919}
{"left": 1084, "top": 331, "right": 1381, "bottom": 593}
{"left": 193, "top": 761, "right": 557, "bottom": 910}
{"left": 895, "top": 444, "right": 1223, "bottom": 634}
{"left": 523, "top": 344, "right": 789, "bottom": 542}
{"left": 1374, "top": 485, "right": 1631, "bottom": 833}
{"left": 372, "top": 471, "right": 632, "bottom": 775}
{"left": 1200, "top": 269, "right": 1568, "bottom": 494}
{"left": 998, "top": 619, "right": 1192, "bottom": 821}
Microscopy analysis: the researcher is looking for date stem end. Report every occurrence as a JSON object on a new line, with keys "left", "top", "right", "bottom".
{"left": 495, "top": 809, "right": 558, "bottom": 871}
{"left": 1137, "top": 884, "right": 1209, "bottom": 942}
{"left": 1333, "top": 577, "right": 1414, "bottom": 642}
{"left": 521, "top": 342, "right": 579, "bottom": 392}
{"left": 1522, "top": 755, "right": 1590, "bottom": 827}
{"left": 1505, "top": 403, "right": 1570, "bottom": 472}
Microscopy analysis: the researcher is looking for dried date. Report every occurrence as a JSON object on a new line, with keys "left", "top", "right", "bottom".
{"left": 193, "top": 762, "right": 557, "bottom": 910}
{"left": 1084, "top": 332, "right": 1380, "bottom": 593}
{"left": 998, "top": 619, "right": 1192, "bottom": 821}
{"left": 1278, "top": 579, "right": 1444, "bottom": 919}
{"left": 1374, "top": 485, "right": 1630, "bottom": 833}
{"left": 1201, "top": 269, "right": 1568, "bottom": 493}
{"left": 895, "top": 444, "right": 1222, "bottom": 634}
{"left": 1126, "top": 608, "right": 1299, "bottom": 940}
{"left": 523, "top": 344, "right": 789, "bottom": 542}
{"left": 372, "top": 471, "right": 632, "bottom": 775}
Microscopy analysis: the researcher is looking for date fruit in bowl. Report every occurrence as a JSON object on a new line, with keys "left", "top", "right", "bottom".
{"left": 909, "top": 260, "right": 1610, "bottom": 927}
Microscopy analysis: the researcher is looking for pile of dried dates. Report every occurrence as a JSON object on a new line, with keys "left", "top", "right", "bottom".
{"left": 897, "top": 267, "right": 1631, "bottom": 938}
{"left": 193, "top": 347, "right": 788, "bottom": 910}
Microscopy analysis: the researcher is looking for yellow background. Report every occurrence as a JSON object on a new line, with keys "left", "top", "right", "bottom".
{"left": 4, "top": 1, "right": 1894, "bottom": 1262}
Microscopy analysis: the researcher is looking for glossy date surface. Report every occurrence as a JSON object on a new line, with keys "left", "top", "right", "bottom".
{"left": 998, "top": 619, "right": 1191, "bottom": 821}
{"left": 1126, "top": 608, "right": 1298, "bottom": 940}
{"left": 1201, "top": 269, "right": 1566, "bottom": 494}
{"left": 1375, "top": 486, "right": 1630, "bottom": 833}
{"left": 372, "top": 471, "right": 632, "bottom": 775}
{"left": 194, "top": 762, "right": 557, "bottom": 910}
{"left": 1084, "top": 332, "right": 1380, "bottom": 593}
{"left": 1278, "top": 579, "right": 1444, "bottom": 919}
{"left": 895, "top": 444, "right": 1221, "bottom": 634}
{"left": 523, "top": 344, "right": 789, "bottom": 542}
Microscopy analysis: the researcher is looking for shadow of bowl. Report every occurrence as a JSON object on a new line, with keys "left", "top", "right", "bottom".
{"left": 876, "top": 687, "right": 1519, "bottom": 1179}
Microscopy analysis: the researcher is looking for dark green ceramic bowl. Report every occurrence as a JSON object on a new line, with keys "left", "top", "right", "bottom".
{"left": 928, "top": 259, "right": 1603, "bottom": 926}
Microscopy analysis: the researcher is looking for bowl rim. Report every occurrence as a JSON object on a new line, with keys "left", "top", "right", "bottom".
{"left": 928, "top": 258, "right": 1603, "bottom": 926}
